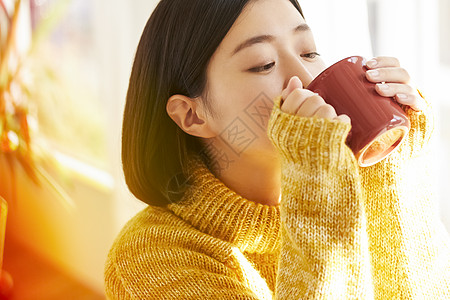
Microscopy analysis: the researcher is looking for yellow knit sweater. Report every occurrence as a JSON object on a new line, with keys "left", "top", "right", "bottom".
{"left": 105, "top": 95, "right": 450, "bottom": 299}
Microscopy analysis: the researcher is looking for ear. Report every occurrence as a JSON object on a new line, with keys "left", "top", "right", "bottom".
{"left": 166, "top": 94, "right": 216, "bottom": 138}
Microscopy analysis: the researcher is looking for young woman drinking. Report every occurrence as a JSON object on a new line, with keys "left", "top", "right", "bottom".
{"left": 105, "top": 0, "right": 450, "bottom": 298}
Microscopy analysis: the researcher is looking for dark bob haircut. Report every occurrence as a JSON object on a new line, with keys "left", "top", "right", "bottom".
{"left": 122, "top": 0, "right": 304, "bottom": 206}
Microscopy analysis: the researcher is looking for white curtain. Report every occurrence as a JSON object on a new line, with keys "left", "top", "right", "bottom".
{"left": 300, "top": 0, "right": 374, "bottom": 66}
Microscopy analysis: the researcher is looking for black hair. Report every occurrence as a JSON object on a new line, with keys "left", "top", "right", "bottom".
{"left": 122, "top": 0, "right": 304, "bottom": 206}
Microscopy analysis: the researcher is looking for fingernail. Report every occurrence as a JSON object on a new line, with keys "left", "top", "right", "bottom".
{"left": 367, "top": 70, "right": 379, "bottom": 78}
{"left": 367, "top": 59, "right": 378, "bottom": 68}
{"left": 377, "top": 83, "right": 389, "bottom": 90}
{"left": 397, "top": 93, "right": 408, "bottom": 100}
{"left": 290, "top": 76, "right": 302, "bottom": 87}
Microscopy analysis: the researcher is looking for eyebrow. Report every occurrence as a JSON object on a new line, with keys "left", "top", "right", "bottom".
{"left": 231, "top": 23, "right": 311, "bottom": 56}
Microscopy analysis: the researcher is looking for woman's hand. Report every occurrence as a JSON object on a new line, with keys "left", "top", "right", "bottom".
{"left": 280, "top": 76, "right": 351, "bottom": 124}
{"left": 365, "top": 56, "right": 425, "bottom": 111}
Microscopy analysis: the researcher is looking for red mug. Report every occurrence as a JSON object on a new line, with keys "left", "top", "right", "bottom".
{"left": 306, "top": 56, "right": 410, "bottom": 167}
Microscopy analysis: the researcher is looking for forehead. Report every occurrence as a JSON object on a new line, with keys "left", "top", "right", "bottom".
{"left": 223, "top": 0, "right": 306, "bottom": 45}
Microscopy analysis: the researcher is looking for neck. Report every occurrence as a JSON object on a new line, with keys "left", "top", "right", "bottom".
{"left": 211, "top": 152, "right": 281, "bottom": 206}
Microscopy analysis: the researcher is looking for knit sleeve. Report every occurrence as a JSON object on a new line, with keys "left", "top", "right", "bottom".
{"left": 359, "top": 94, "right": 450, "bottom": 298}
{"left": 267, "top": 96, "right": 374, "bottom": 298}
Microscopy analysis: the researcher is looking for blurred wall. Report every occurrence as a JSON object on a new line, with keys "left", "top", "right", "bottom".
{"left": 0, "top": 0, "right": 159, "bottom": 293}
{"left": 0, "top": 156, "right": 115, "bottom": 292}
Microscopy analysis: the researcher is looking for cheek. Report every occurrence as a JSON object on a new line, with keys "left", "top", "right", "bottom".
{"left": 238, "top": 75, "right": 284, "bottom": 102}
{"left": 211, "top": 74, "right": 272, "bottom": 113}
{"left": 205, "top": 64, "right": 284, "bottom": 133}
{"left": 310, "top": 61, "right": 327, "bottom": 79}
{"left": 207, "top": 81, "right": 276, "bottom": 137}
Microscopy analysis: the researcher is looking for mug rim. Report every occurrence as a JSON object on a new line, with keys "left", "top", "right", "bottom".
{"left": 357, "top": 125, "right": 409, "bottom": 167}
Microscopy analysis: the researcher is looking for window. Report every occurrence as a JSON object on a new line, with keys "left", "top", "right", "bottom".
{"left": 366, "top": 0, "right": 450, "bottom": 230}
{"left": 439, "top": 0, "right": 450, "bottom": 67}
{"left": 30, "top": 0, "right": 108, "bottom": 170}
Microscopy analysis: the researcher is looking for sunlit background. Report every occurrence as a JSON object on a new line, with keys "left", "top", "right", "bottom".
{"left": 0, "top": 0, "right": 448, "bottom": 297}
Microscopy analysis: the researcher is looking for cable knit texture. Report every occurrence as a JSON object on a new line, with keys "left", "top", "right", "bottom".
{"left": 105, "top": 94, "right": 450, "bottom": 299}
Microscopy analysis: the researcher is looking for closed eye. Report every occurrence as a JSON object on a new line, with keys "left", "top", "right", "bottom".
{"left": 249, "top": 62, "right": 275, "bottom": 73}
{"left": 300, "top": 52, "right": 320, "bottom": 59}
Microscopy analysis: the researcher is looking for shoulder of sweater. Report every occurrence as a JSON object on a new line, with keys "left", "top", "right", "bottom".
{"left": 104, "top": 206, "right": 248, "bottom": 298}
{"left": 107, "top": 205, "right": 234, "bottom": 266}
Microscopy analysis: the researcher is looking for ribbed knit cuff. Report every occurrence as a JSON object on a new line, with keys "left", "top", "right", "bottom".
{"left": 267, "top": 96, "right": 354, "bottom": 169}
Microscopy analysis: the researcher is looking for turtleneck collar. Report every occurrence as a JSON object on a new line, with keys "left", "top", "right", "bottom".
{"left": 167, "top": 155, "right": 281, "bottom": 254}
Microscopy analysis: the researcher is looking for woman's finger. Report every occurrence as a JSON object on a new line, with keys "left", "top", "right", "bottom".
{"left": 295, "top": 94, "right": 326, "bottom": 116}
{"left": 374, "top": 83, "right": 424, "bottom": 111}
{"left": 395, "top": 93, "right": 425, "bottom": 111}
{"left": 281, "top": 76, "right": 303, "bottom": 101}
{"left": 365, "top": 67, "right": 410, "bottom": 84}
{"left": 366, "top": 56, "right": 401, "bottom": 69}
{"left": 280, "top": 78, "right": 352, "bottom": 123}
{"left": 280, "top": 88, "right": 316, "bottom": 115}
{"left": 313, "top": 104, "right": 337, "bottom": 120}
{"left": 374, "top": 83, "right": 415, "bottom": 98}
{"left": 334, "top": 114, "right": 351, "bottom": 124}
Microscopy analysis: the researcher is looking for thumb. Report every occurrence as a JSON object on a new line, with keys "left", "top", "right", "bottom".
{"left": 281, "top": 76, "right": 303, "bottom": 101}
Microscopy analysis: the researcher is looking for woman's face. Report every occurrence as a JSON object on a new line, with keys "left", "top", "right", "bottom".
{"left": 202, "top": 0, "right": 326, "bottom": 160}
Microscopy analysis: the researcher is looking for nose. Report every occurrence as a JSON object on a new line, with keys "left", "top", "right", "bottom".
{"left": 282, "top": 55, "right": 315, "bottom": 89}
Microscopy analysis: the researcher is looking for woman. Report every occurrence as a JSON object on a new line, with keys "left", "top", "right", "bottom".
{"left": 105, "top": 0, "right": 450, "bottom": 298}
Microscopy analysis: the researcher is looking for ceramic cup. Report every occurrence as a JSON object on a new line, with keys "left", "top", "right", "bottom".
{"left": 306, "top": 56, "right": 410, "bottom": 167}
